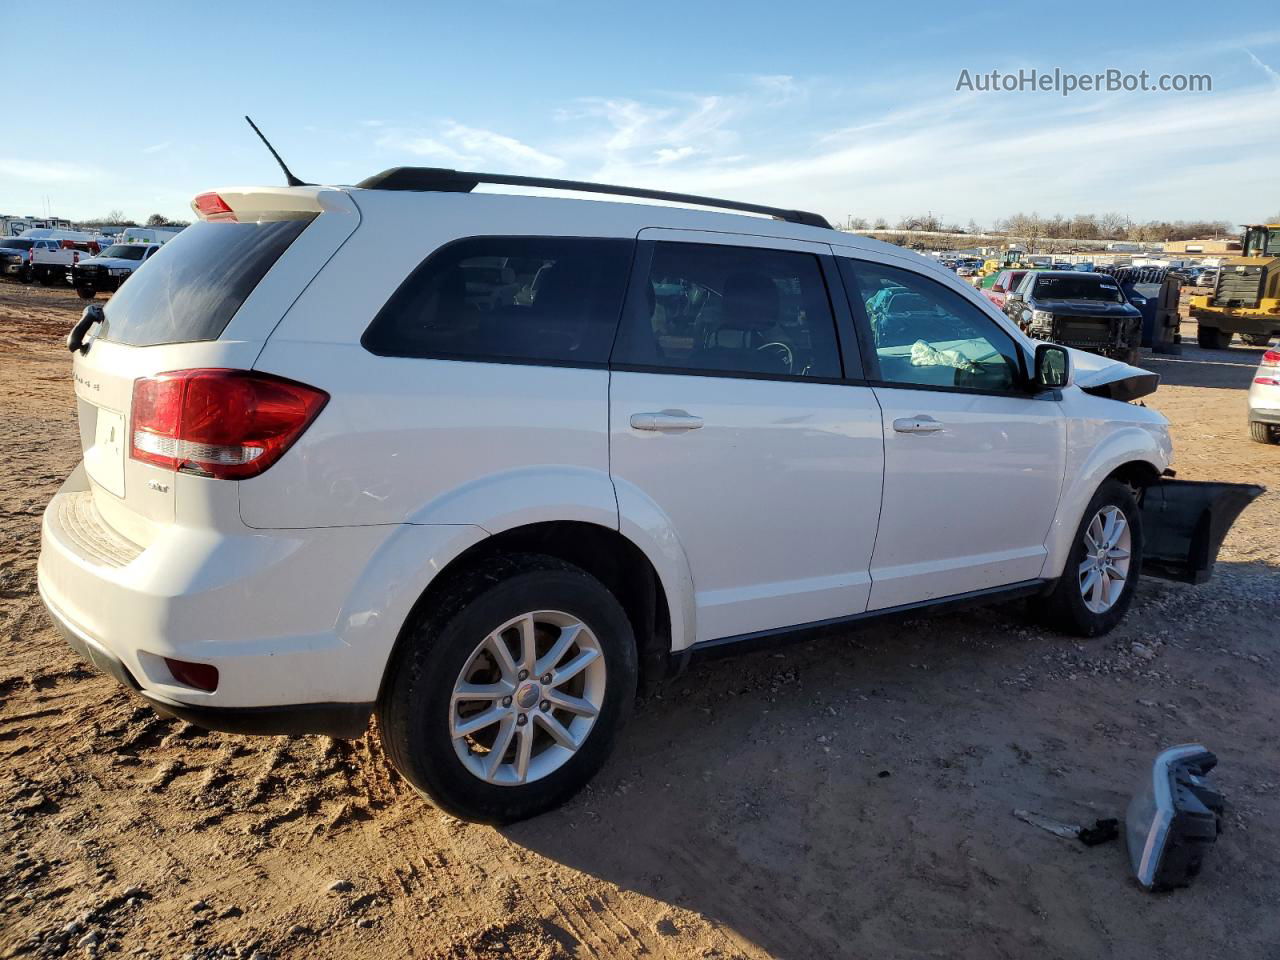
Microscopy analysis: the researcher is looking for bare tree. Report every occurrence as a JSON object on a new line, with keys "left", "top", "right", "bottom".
{"left": 145, "top": 213, "right": 169, "bottom": 226}
{"left": 872, "top": 217, "right": 888, "bottom": 230}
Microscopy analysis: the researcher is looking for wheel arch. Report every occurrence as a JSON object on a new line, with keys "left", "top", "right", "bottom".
{"left": 1042, "top": 431, "right": 1168, "bottom": 579}
{"left": 378, "top": 521, "right": 681, "bottom": 703}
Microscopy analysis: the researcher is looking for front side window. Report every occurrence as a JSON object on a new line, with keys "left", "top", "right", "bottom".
{"left": 612, "top": 241, "right": 842, "bottom": 379}
{"left": 841, "top": 259, "right": 1023, "bottom": 392}
{"left": 363, "top": 236, "right": 633, "bottom": 365}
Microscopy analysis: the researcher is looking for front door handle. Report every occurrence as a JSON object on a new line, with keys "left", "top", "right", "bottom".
{"left": 892, "top": 415, "right": 944, "bottom": 434}
{"left": 630, "top": 411, "right": 704, "bottom": 432}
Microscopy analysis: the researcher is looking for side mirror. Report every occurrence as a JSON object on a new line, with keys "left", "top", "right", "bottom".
{"left": 1034, "top": 343, "right": 1069, "bottom": 389}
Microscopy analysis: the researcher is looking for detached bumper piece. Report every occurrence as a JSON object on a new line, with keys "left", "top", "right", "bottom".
{"left": 1141, "top": 479, "right": 1265, "bottom": 585}
{"left": 1126, "top": 744, "right": 1224, "bottom": 891}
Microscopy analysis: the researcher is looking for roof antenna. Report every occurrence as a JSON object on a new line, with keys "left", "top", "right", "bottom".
{"left": 244, "top": 115, "right": 309, "bottom": 187}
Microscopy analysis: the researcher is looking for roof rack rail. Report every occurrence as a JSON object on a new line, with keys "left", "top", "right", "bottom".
{"left": 355, "top": 167, "right": 832, "bottom": 230}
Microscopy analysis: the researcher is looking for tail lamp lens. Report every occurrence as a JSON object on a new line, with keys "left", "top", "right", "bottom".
{"left": 131, "top": 369, "right": 327, "bottom": 480}
{"left": 1261, "top": 349, "right": 1280, "bottom": 367}
{"left": 163, "top": 657, "right": 219, "bottom": 692}
{"left": 192, "top": 192, "right": 237, "bottom": 221}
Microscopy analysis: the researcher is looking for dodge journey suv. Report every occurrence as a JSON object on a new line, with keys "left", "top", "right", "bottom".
{"left": 39, "top": 169, "right": 1261, "bottom": 822}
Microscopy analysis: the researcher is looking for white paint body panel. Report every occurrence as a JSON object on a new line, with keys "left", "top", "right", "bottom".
{"left": 37, "top": 184, "right": 1173, "bottom": 718}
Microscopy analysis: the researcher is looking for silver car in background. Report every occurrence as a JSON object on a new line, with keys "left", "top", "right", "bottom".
{"left": 1249, "top": 348, "right": 1280, "bottom": 444}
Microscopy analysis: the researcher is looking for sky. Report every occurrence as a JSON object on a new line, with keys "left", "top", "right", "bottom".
{"left": 6, "top": 1, "right": 1279, "bottom": 228}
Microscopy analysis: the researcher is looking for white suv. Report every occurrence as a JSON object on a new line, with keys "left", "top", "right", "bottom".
{"left": 38, "top": 170, "right": 1261, "bottom": 822}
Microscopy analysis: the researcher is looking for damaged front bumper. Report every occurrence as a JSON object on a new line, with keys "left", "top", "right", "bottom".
{"left": 1141, "top": 479, "right": 1265, "bottom": 585}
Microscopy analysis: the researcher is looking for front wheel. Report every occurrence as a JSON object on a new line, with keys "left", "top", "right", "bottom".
{"left": 379, "top": 555, "right": 637, "bottom": 824}
{"left": 75, "top": 287, "right": 96, "bottom": 300}
{"left": 1034, "top": 480, "right": 1143, "bottom": 637}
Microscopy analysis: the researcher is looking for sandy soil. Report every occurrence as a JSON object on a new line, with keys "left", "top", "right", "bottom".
{"left": 1, "top": 282, "right": 1276, "bottom": 960}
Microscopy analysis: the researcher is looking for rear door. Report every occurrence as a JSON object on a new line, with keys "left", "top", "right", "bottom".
{"left": 609, "top": 230, "right": 884, "bottom": 644}
{"left": 835, "top": 252, "right": 1066, "bottom": 609}
{"left": 71, "top": 190, "right": 358, "bottom": 546}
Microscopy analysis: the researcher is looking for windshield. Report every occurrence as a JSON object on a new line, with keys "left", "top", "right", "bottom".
{"left": 1245, "top": 227, "right": 1280, "bottom": 257}
{"left": 101, "top": 245, "right": 147, "bottom": 260}
{"left": 1, "top": 238, "right": 35, "bottom": 250}
{"left": 1032, "top": 275, "right": 1125, "bottom": 303}
{"left": 102, "top": 217, "right": 314, "bottom": 346}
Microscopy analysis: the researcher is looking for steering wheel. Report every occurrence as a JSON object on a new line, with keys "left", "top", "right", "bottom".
{"left": 757, "top": 341, "right": 794, "bottom": 374}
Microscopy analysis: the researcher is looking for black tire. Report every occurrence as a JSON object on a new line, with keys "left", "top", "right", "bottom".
{"left": 1196, "top": 326, "right": 1229, "bottom": 349}
{"left": 37, "top": 271, "right": 55, "bottom": 287}
{"left": 1033, "top": 480, "right": 1143, "bottom": 637}
{"left": 1241, "top": 333, "right": 1273, "bottom": 347}
{"left": 75, "top": 287, "right": 96, "bottom": 300}
{"left": 379, "top": 554, "right": 637, "bottom": 824}
{"left": 1250, "top": 421, "right": 1277, "bottom": 444}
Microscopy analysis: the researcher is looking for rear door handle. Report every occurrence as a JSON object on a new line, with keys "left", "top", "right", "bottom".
{"left": 630, "top": 411, "right": 704, "bottom": 432}
{"left": 892, "top": 415, "right": 944, "bottom": 434}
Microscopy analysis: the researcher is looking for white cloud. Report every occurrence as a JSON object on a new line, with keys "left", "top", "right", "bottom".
{"left": 142, "top": 141, "right": 171, "bottom": 154}
{"left": 0, "top": 158, "right": 102, "bottom": 183}
{"left": 375, "top": 122, "right": 563, "bottom": 173}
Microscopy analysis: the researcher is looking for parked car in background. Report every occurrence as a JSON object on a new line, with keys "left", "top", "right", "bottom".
{"left": 1249, "top": 348, "right": 1280, "bottom": 444}
{"left": 1197, "top": 268, "right": 1219, "bottom": 289}
{"left": 69, "top": 243, "right": 161, "bottom": 298}
{"left": 38, "top": 170, "right": 1261, "bottom": 823}
{"left": 983, "top": 268, "right": 1030, "bottom": 310}
{"left": 0, "top": 237, "right": 63, "bottom": 282}
{"left": 1008, "top": 270, "right": 1144, "bottom": 364}
{"left": 31, "top": 239, "right": 101, "bottom": 286}
{"left": 1074, "top": 262, "right": 1095, "bottom": 272}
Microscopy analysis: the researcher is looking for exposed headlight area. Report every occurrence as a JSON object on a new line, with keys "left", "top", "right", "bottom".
{"left": 107, "top": 267, "right": 133, "bottom": 277}
{"left": 1030, "top": 309, "right": 1055, "bottom": 334}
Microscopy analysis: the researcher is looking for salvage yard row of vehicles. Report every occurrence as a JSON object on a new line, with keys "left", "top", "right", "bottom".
{"left": 0, "top": 226, "right": 181, "bottom": 295}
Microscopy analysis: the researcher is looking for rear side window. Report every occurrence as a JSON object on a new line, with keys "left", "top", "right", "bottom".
{"left": 101, "top": 219, "right": 313, "bottom": 347}
{"left": 363, "top": 236, "right": 633, "bottom": 366}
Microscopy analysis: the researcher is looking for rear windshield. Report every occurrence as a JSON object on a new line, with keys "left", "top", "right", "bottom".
{"left": 1032, "top": 274, "right": 1124, "bottom": 303}
{"left": 101, "top": 218, "right": 313, "bottom": 346}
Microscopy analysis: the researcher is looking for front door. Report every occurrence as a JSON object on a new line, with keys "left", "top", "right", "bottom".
{"left": 836, "top": 253, "right": 1067, "bottom": 610}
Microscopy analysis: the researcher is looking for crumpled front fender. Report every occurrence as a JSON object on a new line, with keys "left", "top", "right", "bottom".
{"left": 1141, "top": 480, "right": 1265, "bottom": 585}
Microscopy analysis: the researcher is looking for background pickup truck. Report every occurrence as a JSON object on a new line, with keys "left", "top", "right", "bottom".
{"left": 69, "top": 243, "right": 160, "bottom": 298}
{"left": 31, "top": 240, "right": 101, "bottom": 286}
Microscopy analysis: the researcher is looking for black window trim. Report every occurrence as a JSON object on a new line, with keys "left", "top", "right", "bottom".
{"left": 607, "top": 238, "right": 865, "bottom": 385}
{"left": 835, "top": 254, "right": 1047, "bottom": 400}
{"left": 360, "top": 233, "right": 636, "bottom": 370}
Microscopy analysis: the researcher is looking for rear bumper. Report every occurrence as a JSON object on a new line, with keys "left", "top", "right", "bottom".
{"left": 41, "top": 591, "right": 370, "bottom": 737}
{"left": 1141, "top": 479, "right": 1265, "bottom": 585}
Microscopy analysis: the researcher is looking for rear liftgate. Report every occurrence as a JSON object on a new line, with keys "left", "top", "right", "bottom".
{"left": 1141, "top": 479, "right": 1265, "bottom": 585}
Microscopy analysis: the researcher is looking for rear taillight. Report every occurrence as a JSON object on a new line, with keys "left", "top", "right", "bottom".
{"left": 1261, "top": 349, "right": 1280, "bottom": 368}
{"left": 192, "top": 192, "right": 237, "bottom": 222}
{"left": 130, "top": 369, "right": 327, "bottom": 480}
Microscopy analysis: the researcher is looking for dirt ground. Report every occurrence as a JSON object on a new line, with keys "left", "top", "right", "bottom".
{"left": 1, "top": 282, "right": 1276, "bottom": 960}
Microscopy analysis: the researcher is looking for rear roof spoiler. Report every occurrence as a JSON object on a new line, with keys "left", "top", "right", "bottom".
{"left": 354, "top": 167, "right": 833, "bottom": 230}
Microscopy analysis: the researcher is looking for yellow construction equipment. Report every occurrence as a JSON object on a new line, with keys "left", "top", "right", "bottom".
{"left": 1189, "top": 224, "right": 1280, "bottom": 349}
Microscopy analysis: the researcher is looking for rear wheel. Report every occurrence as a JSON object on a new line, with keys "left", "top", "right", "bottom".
{"left": 38, "top": 271, "right": 55, "bottom": 287}
{"left": 1250, "top": 421, "right": 1278, "bottom": 444}
{"left": 379, "top": 554, "right": 637, "bottom": 824}
{"left": 1241, "top": 333, "right": 1273, "bottom": 347}
{"left": 75, "top": 288, "right": 96, "bottom": 300}
{"left": 1034, "top": 480, "right": 1143, "bottom": 637}
{"left": 1196, "top": 326, "right": 1230, "bottom": 349}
